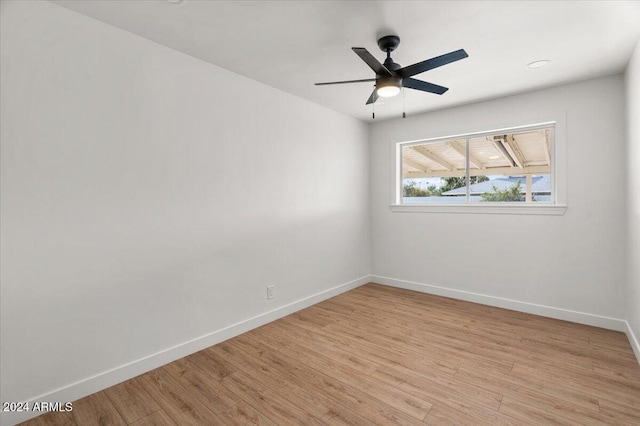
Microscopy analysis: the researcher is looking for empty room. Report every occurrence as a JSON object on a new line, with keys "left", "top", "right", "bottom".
{"left": 2, "top": 0, "right": 640, "bottom": 425}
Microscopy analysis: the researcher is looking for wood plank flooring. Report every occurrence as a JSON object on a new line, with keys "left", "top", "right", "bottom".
{"left": 20, "top": 283, "right": 640, "bottom": 425}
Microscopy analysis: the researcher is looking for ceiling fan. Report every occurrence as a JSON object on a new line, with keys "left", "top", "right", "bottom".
{"left": 315, "top": 35, "right": 468, "bottom": 105}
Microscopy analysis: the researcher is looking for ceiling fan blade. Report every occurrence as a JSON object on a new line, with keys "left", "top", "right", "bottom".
{"left": 398, "top": 49, "right": 468, "bottom": 78}
{"left": 403, "top": 78, "right": 449, "bottom": 95}
{"left": 352, "top": 47, "right": 393, "bottom": 76}
{"left": 315, "top": 78, "right": 376, "bottom": 86}
{"left": 366, "top": 89, "right": 379, "bottom": 105}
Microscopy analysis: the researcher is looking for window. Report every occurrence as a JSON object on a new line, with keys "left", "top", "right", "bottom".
{"left": 394, "top": 122, "right": 566, "bottom": 215}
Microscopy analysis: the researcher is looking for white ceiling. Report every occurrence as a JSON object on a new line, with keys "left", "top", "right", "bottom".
{"left": 52, "top": 0, "right": 640, "bottom": 122}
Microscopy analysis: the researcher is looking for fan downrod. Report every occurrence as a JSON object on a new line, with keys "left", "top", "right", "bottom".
{"left": 377, "top": 35, "right": 400, "bottom": 53}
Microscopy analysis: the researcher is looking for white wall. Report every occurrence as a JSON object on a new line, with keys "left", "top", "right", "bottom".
{"left": 1, "top": 3, "right": 637, "bottom": 424}
{"left": 626, "top": 40, "right": 640, "bottom": 358}
{"left": 370, "top": 76, "right": 627, "bottom": 325}
{"left": 0, "top": 1, "right": 369, "bottom": 421}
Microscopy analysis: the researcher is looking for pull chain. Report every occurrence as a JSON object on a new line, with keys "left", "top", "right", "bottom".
{"left": 372, "top": 86, "right": 375, "bottom": 119}
{"left": 402, "top": 87, "right": 406, "bottom": 119}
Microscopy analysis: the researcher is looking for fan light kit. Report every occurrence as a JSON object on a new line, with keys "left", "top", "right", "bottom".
{"left": 376, "top": 76, "right": 402, "bottom": 97}
{"left": 315, "top": 35, "right": 468, "bottom": 117}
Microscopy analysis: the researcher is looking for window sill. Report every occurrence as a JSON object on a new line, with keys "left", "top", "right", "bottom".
{"left": 390, "top": 203, "right": 567, "bottom": 215}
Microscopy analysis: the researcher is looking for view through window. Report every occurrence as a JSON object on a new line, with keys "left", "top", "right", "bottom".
{"left": 400, "top": 125, "right": 553, "bottom": 204}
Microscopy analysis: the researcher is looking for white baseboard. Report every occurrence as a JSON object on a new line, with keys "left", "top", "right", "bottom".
{"left": 2, "top": 276, "right": 370, "bottom": 426}
{"left": 6, "top": 274, "right": 637, "bottom": 425}
{"left": 370, "top": 275, "right": 628, "bottom": 332}
{"left": 627, "top": 322, "right": 640, "bottom": 365}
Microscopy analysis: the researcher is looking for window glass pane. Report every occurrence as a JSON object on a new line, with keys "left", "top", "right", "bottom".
{"left": 399, "top": 125, "right": 553, "bottom": 205}
{"left": 472, "top": 174, "right": 526, "bottom": 202}
{"left": 531, "top": 174, "right": 551, "bottom": 202}
{"left": 402, "top": 140, "right": 466, "bottom": 204}
{"left": 468, "top": 129, "right": 552, "bottom": 203}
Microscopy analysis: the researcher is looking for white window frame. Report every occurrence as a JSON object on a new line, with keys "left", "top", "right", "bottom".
{"left": 391, "top": 118, "right": 567, "bottom": 215}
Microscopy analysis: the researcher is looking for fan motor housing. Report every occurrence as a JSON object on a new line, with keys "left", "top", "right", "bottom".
{"left": 383, "top": 57, "right": 402, "bottom": 72}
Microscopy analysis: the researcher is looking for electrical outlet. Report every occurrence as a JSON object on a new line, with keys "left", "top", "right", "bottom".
{"left": 267, "top": 285, "right": 275, "bottom": 300}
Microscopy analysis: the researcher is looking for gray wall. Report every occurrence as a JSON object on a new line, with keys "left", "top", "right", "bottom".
{"left": 626, "top": 39, "right": 640, "bottom": 358}
{"left": 1, "top": 1, "right": 638, "bottom": 424}
{"left": 0, "top": 1, "right": 370, "bottom": 419}
{"left": 370, "top": 75, "right": 627, "bottom": 323}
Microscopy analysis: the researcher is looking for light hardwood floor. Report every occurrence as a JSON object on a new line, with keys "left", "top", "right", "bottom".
{"left": 21, "top": 283, "right": 640, "bottom": 425}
